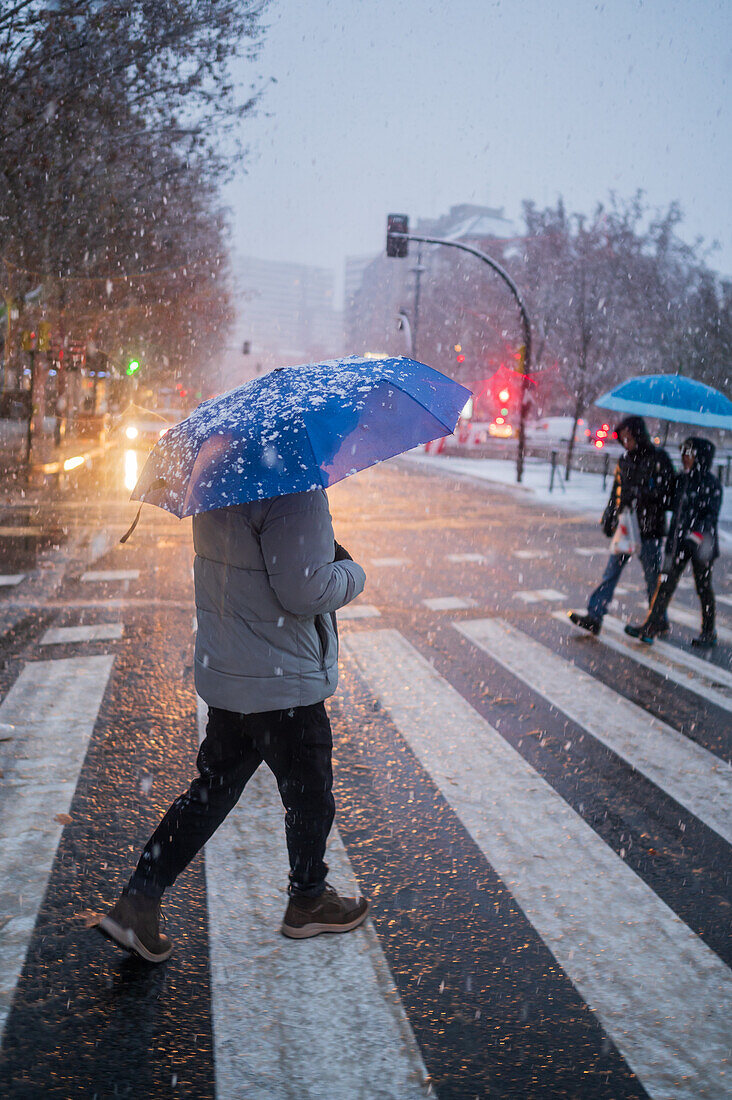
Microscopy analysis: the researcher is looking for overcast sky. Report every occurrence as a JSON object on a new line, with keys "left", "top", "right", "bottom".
{"left": 224, "top": 0, "right": 731, "bottom": 302}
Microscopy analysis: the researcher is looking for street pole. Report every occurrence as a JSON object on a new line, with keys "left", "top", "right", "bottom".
{"left": 411, "top": 242, "right": 425, "bottom": 361}
{"left": 25, "top": 349, "right": 35, "bottom": 463}
{"left": 387, "top": 227, "right": 532, "bottom": 481}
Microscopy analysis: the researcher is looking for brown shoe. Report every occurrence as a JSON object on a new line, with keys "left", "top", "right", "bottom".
{"left": 97, "top": 892, "right": 173, "bottom": 963}
{"left": 281, "top": 884, "right": 370, "bottom": 940}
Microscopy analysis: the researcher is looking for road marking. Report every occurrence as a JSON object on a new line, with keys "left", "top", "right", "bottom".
{"left": 422, "top": 596, "right": 476, "bottom": 611}
{"left": 668, "top": 605, "right": 732, "bottom": 645}
{"left": 0, "top": 575, "right": 25, "bottom": 587}
{"left": 604, "top": 615, "right": 732, "bottom": 690}
{"left": 514, "top": 589, "right": 566, "bottom": 603}
{"left": 0, "top": 527, "right": 44, "bottom": 537}
{"left": 574, "top": 547, "right": 608, "bottom": 556}
{"left": 0, "top": 655, "right": 115, "bottom": 1038}
{"left": 338, "top": 603, "right": 381, "bottom": 620}
{"left": 552, "top": 613, "right": 732, "bottom": 713}
{"left": 343, "top": 628, "right": 732, "bottom": 1100}
{"left": 371, "top": 557, "right": 410, "bottom": 567}
{"left": 81, "top": 570, "right": 140, "bottom": 583}
{"left": 40, "top": 624, "right": 124, "bottom": 645}
{"left": 512, "top": 550, "right": 550, "bottom": 559}
{"left": 447, "top": 553, "right": 488, "bottom": 563}
{"left": 198, "top": 697, "right": 429, "bottom": 1099}
{"left": 718, "top": 594, "right": 732, "bottom": 609}
{"left": 457, "top": 618, "right": 732, "bottom": 844}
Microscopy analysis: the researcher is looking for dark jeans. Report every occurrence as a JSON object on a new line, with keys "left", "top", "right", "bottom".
{"left": 128, "top": 701, "right": 335, "bottom": 900}
{"left": 644, "top": 549, "right": 716, "bottom": 636}
{"left": 587, "top": 538, "right": 661, "bottom": 622}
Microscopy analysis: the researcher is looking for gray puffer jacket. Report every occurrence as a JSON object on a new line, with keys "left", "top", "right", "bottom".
{"left": 193, "top": 489, "right": 366, "bottom": 714}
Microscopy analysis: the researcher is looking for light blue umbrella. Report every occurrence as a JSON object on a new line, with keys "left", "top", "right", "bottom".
{"left": 596, "top": 374, "right": 732, "bottom": 430}
{"left": 131, "top": 356, "right": 470, "bottom": 518}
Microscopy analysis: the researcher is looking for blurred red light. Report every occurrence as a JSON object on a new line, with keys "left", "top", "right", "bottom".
{"left": 595, "top": 440, "right": 604, "bottom": 449}
{"left": 456, "top": 354, "right": 465, "bottom": 363}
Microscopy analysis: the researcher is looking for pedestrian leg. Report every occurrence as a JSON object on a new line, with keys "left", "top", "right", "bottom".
{"left": 643, "top": 553, "right": 687, "bottom": 635}
{"left": 691, "top": 556, "right": 716, "bottom": 639}
{"left": 251, "top": 702, "right": 335, "bottom": 898}
{"left": 587, "top": 552, "right": 627, "bottom": 622}
{"left": 128, "top": 707, "right": 263, "bottom": 898}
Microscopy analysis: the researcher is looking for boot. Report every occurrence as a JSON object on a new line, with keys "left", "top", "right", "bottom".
{"left": 97, "top": 891, "right": 173, "bottom": 963}
{"left": 624, "top": 623, "right": 655, "bottom": 645}
{"left": 281, "top": 884, "right": 369, "bottom": 940}
{"left": 567, "top": 611, "right": 601, "bottom": 635}
{"left": 691, "top": 631, "right": 717, "bottom": 649}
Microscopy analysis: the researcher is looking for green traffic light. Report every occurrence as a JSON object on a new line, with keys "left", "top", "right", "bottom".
{"left": 126, "top": 359, "right": 140, "bottom": 376}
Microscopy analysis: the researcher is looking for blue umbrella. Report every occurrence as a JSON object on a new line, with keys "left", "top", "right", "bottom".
{"left": 596, "top": 374, "right": 732, "bottom": 430}
{"left": 131, "top": 356, "right": 471, "bottom": 518}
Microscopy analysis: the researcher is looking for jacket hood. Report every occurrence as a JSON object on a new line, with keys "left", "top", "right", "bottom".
{"left": 615, "top": 415, "right": 651, "bottom": 448}
{"left": 682, "top": 436, "right": 715, "bottom": 472}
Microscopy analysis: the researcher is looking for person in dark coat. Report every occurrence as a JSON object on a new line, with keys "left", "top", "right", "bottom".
{"left": 98, "top": 489, "right": 370, "bottom": 963}
{"left": 568, "top": 415, "right": 675, "bottom": 635}
{"left": 625, "top": 436, "right": 722, "bottom": 647}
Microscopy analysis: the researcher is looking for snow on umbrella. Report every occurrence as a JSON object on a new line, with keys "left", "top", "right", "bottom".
{"left": 595, "top": 374, "right": 732, "bottom": 430}
{"left": 130, "top": 356, "right": 471, "bottom": 519}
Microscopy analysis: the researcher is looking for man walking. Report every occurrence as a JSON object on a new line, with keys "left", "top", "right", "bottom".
{"left": 625, "top": 437, "right": 722, "bottom": 647}
{"left": 568, "top": 416, "right": 674, "bottom": 636}
{"left": 98, "top": 488, "right": 369, "bottom": 962}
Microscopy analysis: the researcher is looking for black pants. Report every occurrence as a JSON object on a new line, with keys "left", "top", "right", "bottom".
{"left": 128, "top": 702, "right": 335, "bottom": 900}
{"left": 644, "top": 548, "right": 716, "bottom": 636}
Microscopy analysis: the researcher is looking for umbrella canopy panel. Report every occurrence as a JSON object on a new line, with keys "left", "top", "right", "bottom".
{"left": 596, "top": 374, "right": 732, "bottom": 430}
{"left": 132, "top": 356, "right": 470, "bottom": 517}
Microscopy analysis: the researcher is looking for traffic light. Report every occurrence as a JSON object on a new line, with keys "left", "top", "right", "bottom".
{"left": 21, "top": 330, "right": 36, "bottom": 352}
{"left": 386, "top": 214, "right": 409, "bottom": 258}
{"left": 126, "top": 358, "right": 140, "bottom": 376}
{"left": 242, "top": 341, "right": 251, "bottom": 355}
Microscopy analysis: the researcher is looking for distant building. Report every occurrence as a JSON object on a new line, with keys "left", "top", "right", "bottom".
{"left": 225, "top": 255, "right": 343, "bottom": 384}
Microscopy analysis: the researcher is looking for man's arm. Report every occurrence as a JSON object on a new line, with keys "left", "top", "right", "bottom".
{"left": 260, "top": 491, "right": 366, "bottom": 616}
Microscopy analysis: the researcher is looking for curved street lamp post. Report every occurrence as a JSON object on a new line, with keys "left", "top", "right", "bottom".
{"left": 386, "top": 216, "right": 533, "bottom": 482}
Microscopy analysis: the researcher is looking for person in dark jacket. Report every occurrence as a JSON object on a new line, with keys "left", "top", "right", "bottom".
{"left": 625, "top": 436, "right": 722, "bottom": 647}
{"left": 98, "top": 489, "right": 370, "bottom": 962}
{"left": 568, "top": 415, "right": 675, "bottom": 635}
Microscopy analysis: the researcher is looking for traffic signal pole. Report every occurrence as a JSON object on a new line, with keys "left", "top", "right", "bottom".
{"left": 386, "top": 219, "right": 533, "bottom": 482}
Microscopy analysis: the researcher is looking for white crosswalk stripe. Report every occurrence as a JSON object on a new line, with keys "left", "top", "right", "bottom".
{"left": 81, "top": 570, "right": 140, "bottom": 583}
{"left": 422, "top": 596, "right": 476, "bottom": 611}
{"left": 0, "top": 575, "right": 25, "bottom": 587}
{"left": 446, "top": 552, "right": 488, "bottom": 563}
{"left": 0, "top": 655, "right": 115, "bottom": 1039}
{"left": 342, "top": 628, "right": 732, "bottom": 1100}
{"left": 41, "top": 623, "right": 124, "bottom": 645}
{"left": 198, "top": 697, "right": 429, "bottom": 1099}
{"left": 337, "top": 603, "right": 381, "bottom": 620}
{"left": 512, "top": 549, "right": 550, "bottom": 559}
{"left": 553, "top": 612, "right": 732, "bottom": 713}
{"left": 514, "top": 588, "right": 566, "bottom": 603}
{"left": 456, "top": 617, "right": 732, "bottom": 844}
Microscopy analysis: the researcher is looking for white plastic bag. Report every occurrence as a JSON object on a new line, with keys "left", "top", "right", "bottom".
{"left": 610, "top": 508, "right": 641, "bottom": 556}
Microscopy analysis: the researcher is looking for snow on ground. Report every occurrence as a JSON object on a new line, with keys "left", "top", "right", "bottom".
{"left": 400, "top": 449, "right": 732, "bottom": 550}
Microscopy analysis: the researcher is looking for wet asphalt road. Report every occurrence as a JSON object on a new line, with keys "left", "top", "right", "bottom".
{"left": 0, "top": 446, "right": 729, "bottom": 1098}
